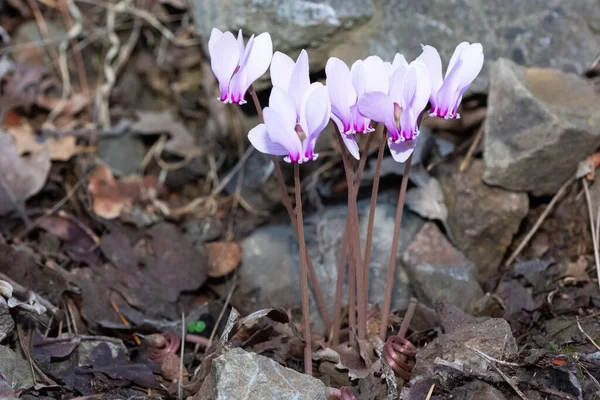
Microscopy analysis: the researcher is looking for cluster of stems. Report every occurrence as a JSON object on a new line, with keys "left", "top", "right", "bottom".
{"left": 247, "top": 87, "right": 413, "bottom": 374}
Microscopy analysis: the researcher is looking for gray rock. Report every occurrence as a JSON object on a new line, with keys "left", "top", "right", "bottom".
{"left": 0, "top": 346, "right": 35, "bottom": 392}
{"left": 0, "top": 297, "right": 13, "bottom": 343}
{"left": 483, "top": 58, "right": 600, "bottom": 195}
{"left": 411, "top": 315, "right": 517, "bottom": 383}
{"left": 402, "top": 223, "right": 484, "bottom": 311}
{"left": 452, "top": 381, "right": 507, "bottom": 400}
{"left": 194, "top": 0, "right": 599, "bottom": 92}
{"left": 198, "top": 347, "right": 327, "bottom": 400}
{"left": 96, "top": 134, "right": 146, "bottom": 175}
{"left": 439, "top": 160, "right": 529, "bottom": 281}
{"left": 237, "top": 197, "right": 424, "bottom": 328}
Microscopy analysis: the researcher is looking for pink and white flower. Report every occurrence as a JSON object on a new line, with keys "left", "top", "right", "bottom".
{"left": 248, "top": 50, "right": 331, "bottom": 163}
{"left": 417, "top": 42, "right": 484, "bottom": 119}
{"left": 208, "top": 28, "right": 273, "bottom": 104}
{"left": 325, "top": 56, "right": 388, "bottom": 159}
{"left": 357, "top": 60, "right": 431, "bottom": 163}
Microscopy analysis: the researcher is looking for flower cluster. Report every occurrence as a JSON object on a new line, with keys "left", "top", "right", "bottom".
{"left": 209, "top": 28, "right": 484, "bottom": 164}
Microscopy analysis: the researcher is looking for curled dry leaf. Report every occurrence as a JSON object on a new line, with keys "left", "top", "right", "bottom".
{"left": 131, "top": 110, "right": 202, "bottom": 159}
{"left": 206, "top": 241, "right": 242, "bottom": 278}
{"left": 405, "top": 169, "right": 448, "bottom": 227}
{"left": 87, "top": 164, "right": 160, "bottom": 220}
{"left": 0, "top": 130, "right": 50, "bottom": 215}
{"left": 37, "top": 211, "right": 100, "bottom": 256}
{"left": 314, "top": 343, "right": 382, "bottom": 380}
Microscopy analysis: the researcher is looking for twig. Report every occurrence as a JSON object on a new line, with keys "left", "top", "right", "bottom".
{"left": 210, "top": 146, "right": 254, "bottom": 197}
{"left": 467, "top": 345, "right": 528, "bottom": 400}
{"left": 576, "top": 316, "right": 600, "bottom": 351}
{"left": 57, "top": 0, "right": 89, "bottom": 97}
{"left": 108, "top": 297, "right": 140, "bottom": 345}
{"left": 47, "top": 0, "right": 83, "bottom": 122}
{"left": 178, "top": 312, "right": 184, "bottom": 400}
{"left": 380, "top": 155, "right": 412, "bottom": 340}
{"left": 505, "top": 175, "right": 575, "bottom": 266}
{"left": 425, "top": 384, "right": 435, "bottom": 400}
{"left": 459, "top": 125, "right": 483, "bottom": 172}
{"left": 582, "top": 178, "right": 600, "bottom": 290}
{"left": 203, "top": 275, "right": 236, "bottom": 354}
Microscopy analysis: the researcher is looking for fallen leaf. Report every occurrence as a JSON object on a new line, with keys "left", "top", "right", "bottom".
{"left": 32, "top": 330, "right": 79, "bottom": 364}
{"left": 206, "top": 242, "right": 242, "bottom": 278}
{"left": 563, "top": 256, "right": 590, "bottom": 284}
{"left": 0, "top": 63, "right": 45, "bottom": 114}
{"left": 131, "top": 110, "right": 202, "bottom": 159}
{"left": 5, "top": 117, "right": 92, "bottom": 161}
{"left": 36, "top": 93, "right": 90, "bottom": 116}
{"left": 405, "top": 172, "right": 448, "bottom": 224}
{"left": 87, "top": 164, "right": 160, "bottom": 219}
{"left": 314, "top": 344, "right": 382, "bottom": 380}
{"left": 37, "top": 212, "right": 100, "bottom": 263}
{"left": 0, "top": 130, "right": 50, "bottom": 215}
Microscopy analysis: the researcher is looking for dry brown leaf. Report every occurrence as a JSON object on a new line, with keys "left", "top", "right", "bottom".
{"left": 36, "top": 93, "right": 90, "bottom": 116}
{"left": 563, "top": 257, "right": 590, "bottom": 284}
{"left": 87, "top": 165, "right": 160, "bottom": 220}
{"left": 5, "top": 117, "right": 92, "bottom": 161}
{"left": 0, "top": 130, "right": 50, "bottom": 215}
{"left": 206, "top": 241, "right": 242, "bottom": 278}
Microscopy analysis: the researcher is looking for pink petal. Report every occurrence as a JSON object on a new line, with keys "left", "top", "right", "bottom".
{"left": 248, "top": 124, "right": 289, "bottom": 156}
{"left": 456, "top": 43, "right": 484, "bottom": 91}
{"left": 446, "top": 42, "right": 470, "bottom": 79}
{"left": 357, "top": 91, "right": 398, "bottom": 140}
{"left": 388, "top": 66, "right": 408, "bottom": 105}
{"left": 270, "top": 51, "right": 295, "bottom": 91}
{"left": 350, "top": 60, "right": 366, "bottom": 95}
{"left": 326, "top": 57, "right": 356, "bottom": 134}
{"left": 362, "top": 56, "right": 389, "bottom": 93}
{"left": 208, "top": 28, "right": 223, "bottom": 55}
{"left": 210, "top": 31, "right": 241, "bottom": 102}
{"left": 289, "top": 50, "right": 311, "bottom": 117}
{"left": 399, "top": 107, "right": 418, "bottom": 140}
{"left": 436, "top": 58, "right": 463, "bottom": 118}
{"left": 269, "top": 86, "right": 297, "bottom": 127}
{"left": 300, "top": 83, "right": 331, "bottom": 160}
{"left": 263, "top": 107, "right": 303, "bottom": 162}
{"left": 341, "top": 132, "right": 360, "bottom": 160}
{"left": 417, "top": 45, "right": 443, "bottom": 95}
{"left": 408, "top": 60, "right": 432, "bottom": 114}
{"left": 350, "top": 104, "right": 372, "bottom": 133}
{"left": 236, "top": 32, "right": 273, "bottom": 96}
{"left": 388, "top": 138, "right": 417, "bottom": 163}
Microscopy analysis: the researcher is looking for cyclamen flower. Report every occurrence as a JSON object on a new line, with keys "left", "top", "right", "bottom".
{"left": 417, "top": 42, "right": 484, "bottom": 119}
{"left": 208, "top": 28, "right": 273, "bottom": 104}
{"left": 325, "top": 56, "right": 388, "bottom": 159}
{"left": 357, "top": 60, "right": 431, "bottom": 163}
{"left": 384, "top": 53, "right": 409, "bottom": 77}
{"left": 248, "top": 50, "right": 331, "bottom": 163}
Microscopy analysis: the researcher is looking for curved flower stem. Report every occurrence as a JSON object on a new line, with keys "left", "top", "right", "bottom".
{"left": 294, "top": 163, "right": 312, "bottom": 375}
{"left": 363, "top": 130, "right": 387, "bottom": 304}
{"left": 247, "top": 86, "right": 331, "bottom": 333}
{"left": 334, "top": 132, "right": 366, "bottom": 340}
{"left": 380, "top": 154, "right": 412, "bottom": 340}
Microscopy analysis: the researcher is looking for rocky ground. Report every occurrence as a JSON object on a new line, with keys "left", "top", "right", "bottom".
{"left": 1, "top": 1, "right": 600, "bottom": 399}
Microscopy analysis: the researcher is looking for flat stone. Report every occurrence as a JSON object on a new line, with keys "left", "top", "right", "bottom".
{"left": 198, "top": 347, "right": 327, "bottom": 400}
{"left": 194, "top": 0, "right": 600, "bottom": 93}
{"left": 483, "top": 58, "right": 600, "bottom": 195}
{"left": 96, "top": 134, "right": 146, "bottom": 175}
{"left": 411, "top": 316, "right": 517, "bottom": 383}
{"left": 236, "top": 197, "right": 423, "bottom": 329}
{"left": 402, "top": 223, "right": 484, "bottom": 311}
{"left": 0, "top": 297, "right": 14, "bottom": 343}
{"left": 439, "top": 160, "right": 529, "bottom": 281}
{"left": 452, "top": 381, "right": 507, "bottom": 400}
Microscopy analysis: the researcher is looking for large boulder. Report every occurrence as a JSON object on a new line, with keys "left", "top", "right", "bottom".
{"left": 193, "top": 0, "right": 600, "bottom": 92}
{"left": 483, "top": 58, "right": 600, "bottom": 195}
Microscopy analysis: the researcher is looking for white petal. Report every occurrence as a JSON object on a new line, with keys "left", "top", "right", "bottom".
{"left": 263, "top": 107, "right": 302, "bottom": 161}
{"left": 289, "top": 50, "right": 311, "bottom": 117}
{"left": 326, "top": 57, "right": 356, "bottom": 133}
{"left": 388, "top": 138, "right": 417, "bottom": 163}
{"left": 388, "top": 65, "right": 408, "bottom": 105}
{"left": 269, "top": 86, "right": 297, "bottom": 127}
{"left": 362, "top": 55, "right": 389, "bottom": 93}
{"left": 417, "top": 45, "right": 443, "bottom": 94}
{"left": 248, "top": 124, "right": 289, "bottom": 156}
{"left": 270, "top": 51, "right": 295, "bottom": 91}
{"left": 408, "top": 60, "right": 432, "bottom": 114}
{"left": 301, "top": 82, "right": 331, "bottom": 140}
{"left": 392, "top": 53, "right": 408, "bottom": 69}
